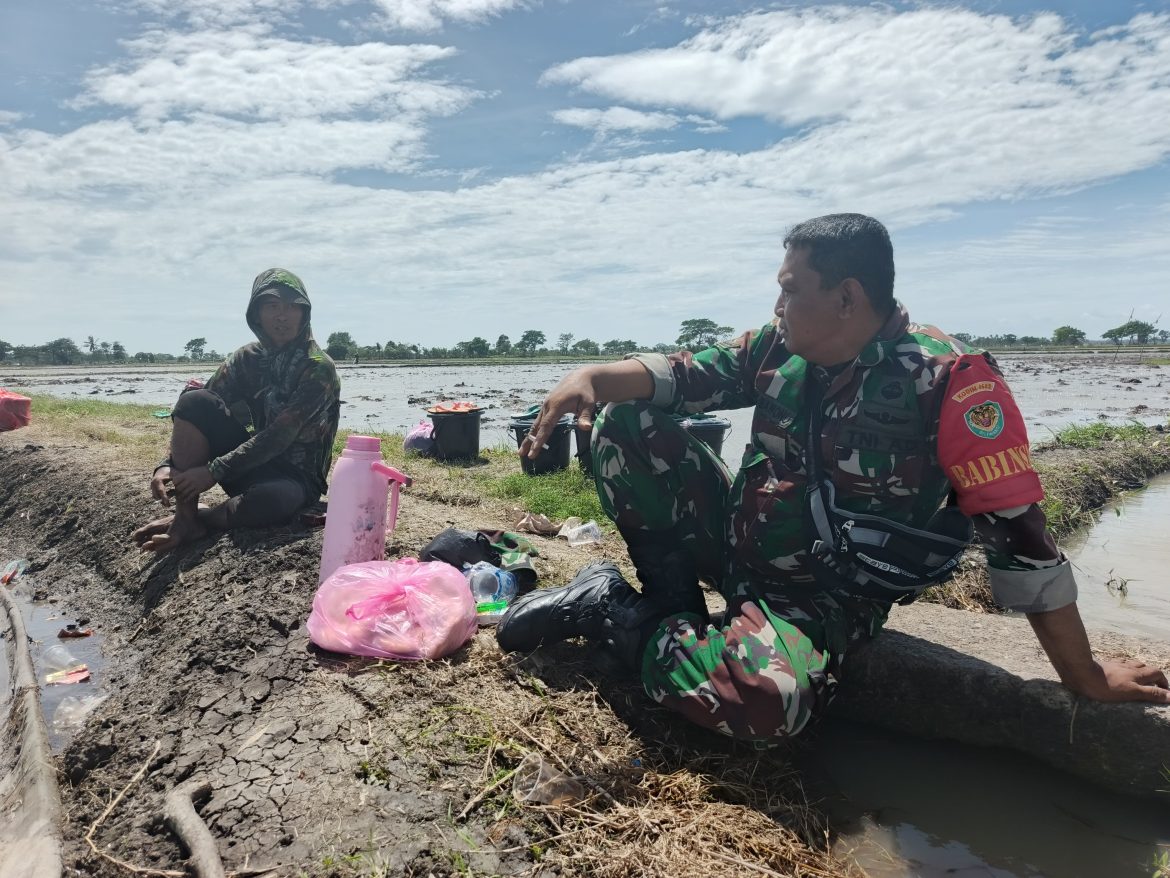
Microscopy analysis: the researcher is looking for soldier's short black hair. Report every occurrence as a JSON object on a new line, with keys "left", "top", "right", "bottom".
{"left": 783, "top": 213, "right": 895, "bottom": 312}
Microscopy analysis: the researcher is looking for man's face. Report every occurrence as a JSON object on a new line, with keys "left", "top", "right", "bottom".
{"left": 774, "top": 246, "right": 842, "bottom": 363}
{"left": 257, "top": 297, "right": 305, "bottom": 347}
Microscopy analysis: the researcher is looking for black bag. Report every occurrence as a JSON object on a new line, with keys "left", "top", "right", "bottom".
{"left": 803, "top": 382, "right": 972, "bottom": 604}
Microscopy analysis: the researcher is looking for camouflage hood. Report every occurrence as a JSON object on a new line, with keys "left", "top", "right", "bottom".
{"left": 246, "top": 267, "right": 314, "bottom": 351}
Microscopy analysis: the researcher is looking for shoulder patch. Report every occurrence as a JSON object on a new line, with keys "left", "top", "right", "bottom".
{"left": 964, "top": 401, "right": 1004, "bottom": 439}
{"left": 951, "top": 380, "right": 996, "bottom": 403}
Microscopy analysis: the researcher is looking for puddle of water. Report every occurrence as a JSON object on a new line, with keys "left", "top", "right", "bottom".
{"left": 2, "top": 577, "right": 109, "bottom": 751}
{"left": 1063, "top": 474, "right": 1170, "bottom": 640}
{"left": 801, "top": 720, "right": 1170, "bottom": 878}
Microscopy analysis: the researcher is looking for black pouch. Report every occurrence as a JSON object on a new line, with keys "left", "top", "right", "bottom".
{"left": 418, "top": 528, "right": 501, "bottom": 569}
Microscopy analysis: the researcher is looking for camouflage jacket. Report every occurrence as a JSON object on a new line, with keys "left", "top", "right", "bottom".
{"left": 634, "top": 303, "right": 1076, "bottom": 613}
{"left": 172, "top": 269, "right": 341, "bottom": 498}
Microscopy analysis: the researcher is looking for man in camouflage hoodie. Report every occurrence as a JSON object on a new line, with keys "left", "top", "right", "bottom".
{"left": 497, "top": 214, "right": 1168, "bottom": 743}
{"left": 132, "top": 269, "right": 341, "bottom": 553}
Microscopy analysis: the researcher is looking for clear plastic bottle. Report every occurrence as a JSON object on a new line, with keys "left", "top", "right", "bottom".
{"left": 464, "top": 562, "right": 518, "bottom": 623}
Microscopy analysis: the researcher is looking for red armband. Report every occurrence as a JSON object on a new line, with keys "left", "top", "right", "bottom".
{"left": 937, "top": 353, "right": 1043, "bottom": 515}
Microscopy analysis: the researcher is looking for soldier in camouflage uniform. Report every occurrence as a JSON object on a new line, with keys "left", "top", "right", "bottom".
{"left": 497, "top": 214, "right": 1169, "bottom": 743}
{"left": 132, "top": 268, "right": 341, "bottom": 553}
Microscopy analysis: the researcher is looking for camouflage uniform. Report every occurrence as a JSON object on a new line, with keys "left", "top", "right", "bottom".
{"left": 161, "top": 269, "right": 341, "bottom": 509}
{"left": 596, "top": 303, "right": 1071, "bottom": 743}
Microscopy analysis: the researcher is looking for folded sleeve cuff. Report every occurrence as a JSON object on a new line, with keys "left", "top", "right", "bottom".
{"left": 626, "top": 353, "right": 675, "bottom": 408}
{"left": 989, "top": 558, "right": 1078, "bottom": 613}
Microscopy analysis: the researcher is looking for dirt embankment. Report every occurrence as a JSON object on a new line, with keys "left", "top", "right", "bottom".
{"left": 2, "top": 412, "right": 1168, "bottom": 877}
{"left": 0, "top": 429, "right": 851, "bottom": 878}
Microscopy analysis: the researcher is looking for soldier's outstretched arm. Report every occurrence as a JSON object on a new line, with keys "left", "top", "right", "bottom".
{"left": 521, "top": 360, "right": 653, "bottom": 459}
{"left": 1027, "top": 601, "right": 1170, "bottom": 703}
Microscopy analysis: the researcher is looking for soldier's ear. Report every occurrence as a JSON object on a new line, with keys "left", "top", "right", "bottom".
{"left": 839, "top": 277, "right": 865, "bottom": 318}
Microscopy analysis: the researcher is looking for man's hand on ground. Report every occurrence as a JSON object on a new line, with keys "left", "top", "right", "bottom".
{"left": 151, "top": 466, "right": 172, "bottom": 507}
{"left": 1068, "top": 658, "right": 1170, "bottom": 704}
{"left": 171, "top": 466, "right": 216, "bottom": 502}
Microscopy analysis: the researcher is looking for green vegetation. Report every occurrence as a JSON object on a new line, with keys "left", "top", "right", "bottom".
{"left": 1047, "top": 420, "right": 1154, "bottom": 449}
{"left": 16, "top": 393, "right": 170, "bottom": 457}
{"left": 473, "top": 457, "right": 606, "bottom": 524}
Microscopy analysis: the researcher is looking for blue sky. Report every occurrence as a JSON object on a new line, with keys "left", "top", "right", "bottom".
{"left": 2, "top": 0, "right": 1169, "bottom": 356}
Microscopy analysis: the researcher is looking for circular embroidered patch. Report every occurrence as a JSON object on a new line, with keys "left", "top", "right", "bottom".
{"left": 964, "top": 401, "right": 1004, "bottom": 439}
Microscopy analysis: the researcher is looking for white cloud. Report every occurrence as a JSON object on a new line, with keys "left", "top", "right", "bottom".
{"left": 76, "top": 29, "right": 469, "bottom": 121}
{"left": 121, "top": 0, "right": 530, "bottom": 30}
{"left": 368, "top": 0, "right": 530, "bottom": 32}
{"left": 544, "top": 9, "right": 1170, "bottom": 207}
{"left": 1, "top": 29, "right": 477, "bottom": 193}
{"left": 0, "top": 111, "right": 25, "bottom": 126}
{"left": 552, "top": 106, "right": 680, "bottom": 134}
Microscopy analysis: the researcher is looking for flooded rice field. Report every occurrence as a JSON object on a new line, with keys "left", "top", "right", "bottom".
{"left": 5, "top": 351, "right": 1168, "bottom": 458}
{"left": 1065, "top": 473, "right": 1170, "bottom": 641}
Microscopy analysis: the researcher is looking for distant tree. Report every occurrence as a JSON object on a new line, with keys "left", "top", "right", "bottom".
{"left": 571, "top": 338, "right": 600, "bottom": 356}
{"left": 1103, "top": 320, "right": 1157, "bottom": 346}
{"left": 326, "top": 331, "right": 356, "bottom": 361}
{"left": 495, "top": 334, "right": 512, "bottom": 356}
{"left": 651, "top": 342, "right": 678, "bottom": 354}
{"left": 1052, "top": 326, "right": 1086, "bottom": 346}
{"left": 602, "top": 339, "right": 638, "bottom": 356}
{"left": 456, "top": 337, "right": 491, "bottom": 358}
{"left": 85, "top": 335, "right": 98, "bottom": 357}
{"left": 99, "top": 341, "right": 112, "bottom": 360}
{"left": 44, "top": 337, "right": 82, "bottom": 365}
{"left": 0, "top": 340, "right": 11, "bottom": 361}
{"left": 556, "top": 333, "right": 574, "bottom": 353}
{"left": 111, "top": 341, "right": 127, "bottom": 362}
{"left": 184, "top": 337, "right": 207, "bottom": 360}
{"left": 1130, "top": 320, "right": 1157, "bottom": 345}
{"left": 133, "top": 352, "right": 154, "bottom": 363}
{"left": 1159, "top": 329, "right": 1170, "bottom": 343}
{"left": 676, "top": 318, "right": 733, "bottom": 350}
{"left": 515, "top": 330, "right": 546, "bottom": 356}
{"left": 951, "top": 332, "right": 974, "bottom": 344}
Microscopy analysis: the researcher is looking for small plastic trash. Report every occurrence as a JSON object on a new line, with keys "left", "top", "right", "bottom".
{"left": 45, "top": 666, "right": 91, "bottom": 685}
{"left": 512, "top": 752, "right": 585, "bottom": 807}
{"left": 51, "top": 695, "right": 108, "bottom": 734}
{"left": 1, "top": 559, "right": 28, "bottom": 585}
{"left": 565, "top": 521, "right": 602, "bottom": 546}
{"left": 42, "top": 644, "right": 81, "bottom": 672}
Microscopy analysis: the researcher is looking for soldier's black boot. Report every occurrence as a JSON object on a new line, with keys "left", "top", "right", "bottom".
{"left": 496, "top": 561, "right": 664, "bottom": 668}
{"left": 622, "top": 529, "right": 709, "bottom": 624}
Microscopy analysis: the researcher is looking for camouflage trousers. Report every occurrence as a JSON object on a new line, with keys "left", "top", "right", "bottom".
{"left": 593, "top": 401, "right": 888, "bottom": 744}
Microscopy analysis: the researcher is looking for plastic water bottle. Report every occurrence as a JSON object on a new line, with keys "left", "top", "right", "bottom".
{"left": 318, "top": 436, "right": 411, "bottom": 584}
{"left": 464, "top": 562, "right": 518, "bottom": 624}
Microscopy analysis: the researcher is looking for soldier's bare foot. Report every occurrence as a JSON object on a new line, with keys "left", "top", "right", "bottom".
{"left": 137, "top": 516, "right": 208, "bottom": 553}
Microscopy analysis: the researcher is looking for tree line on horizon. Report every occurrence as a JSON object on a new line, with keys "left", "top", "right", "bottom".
{"left": 2, "top": 318, "right": 1165, "bottom": 367}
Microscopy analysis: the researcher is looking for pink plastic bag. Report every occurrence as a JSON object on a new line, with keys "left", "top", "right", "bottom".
{"left": 307, "top": 558, "right": 476, "bottom": 660}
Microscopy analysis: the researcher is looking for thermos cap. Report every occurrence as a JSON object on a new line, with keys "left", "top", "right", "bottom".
{"left": 344, "top": 435, "right": 381, "bottom": 453}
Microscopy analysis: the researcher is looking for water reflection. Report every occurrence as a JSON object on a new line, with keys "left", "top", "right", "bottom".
{"left": 1064, "top": 474, "right": 1170, "bottom": 640}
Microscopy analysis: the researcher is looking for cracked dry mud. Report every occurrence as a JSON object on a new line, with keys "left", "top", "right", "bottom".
{"left": 0, "top": 436, "right": 643, "bottom": 877}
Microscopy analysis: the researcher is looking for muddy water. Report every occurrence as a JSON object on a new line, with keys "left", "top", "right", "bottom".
{"left": 1063, "top": 474, "right": 1170, "bottom": 640}
{"left": 804, "top": 720, "right": 1170, "bottom": 878}
{"left": 0, "top": 572, "right": 108, "bottom": 752}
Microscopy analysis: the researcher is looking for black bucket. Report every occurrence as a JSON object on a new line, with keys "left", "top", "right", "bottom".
{"left": 509, "top": 414, "right": 573, "bottom": 475}
{"left": 677, "top": 415, "right": 732, "bottom": 457}
{"left": 575, "top": 422, "right": 594, "bottom": 475}
{"left": 429, "top": 410, "right": 483, "bottom": 460}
